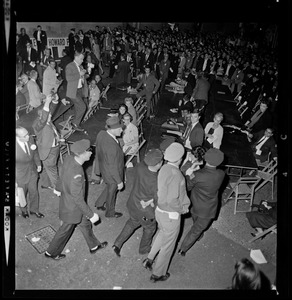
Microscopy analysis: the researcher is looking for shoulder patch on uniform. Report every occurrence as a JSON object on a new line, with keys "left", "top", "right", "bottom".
{"left": 74, "top": 174, "right": 82, "bottom": 179}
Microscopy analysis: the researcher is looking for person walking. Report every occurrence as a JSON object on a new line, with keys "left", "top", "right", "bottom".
{"left": 94, "top": 116, "right": 125, "bottom": 218}
{"left": 112, "top": 149, "right": 163, "bottom": 257}
{"left": 142, "top": 143, "right": 190, "bottom": 283}
{"left": 45, "top": 139, "right": 108, "bottom": 260}
{"left": 177, "top": 148, "right": 225, "bottom": 256}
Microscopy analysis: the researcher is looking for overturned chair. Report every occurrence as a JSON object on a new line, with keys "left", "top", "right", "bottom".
{"left": 224, "top": 160, "right": 278, "bottom": 214}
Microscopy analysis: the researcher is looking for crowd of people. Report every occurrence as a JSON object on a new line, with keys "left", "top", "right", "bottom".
{"left": 15, "top": 23, "right": 278, "bottom": 288}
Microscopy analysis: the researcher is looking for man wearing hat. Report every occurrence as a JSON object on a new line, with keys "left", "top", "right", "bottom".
{"left": 45, "top": 139, "right": 108, "bottom": 260}
{"left": 112, "top": 148, "right": 164, "bottom": 257}
{"left": 94, "top": 116, "right": 125, "bottom": 218}
{"left": 177, "top": 148, "right": 225, "bottom": 257}
{"left": 143, "top": 143, "right": 190, "bottom": 283}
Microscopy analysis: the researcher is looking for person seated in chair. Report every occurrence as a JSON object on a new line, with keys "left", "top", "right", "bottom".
{"left": 121, "top": 113, "right": 139, "bottom": 166}
{"left": 88, "top": 79, "right": 101, "bottom": 110}
{"left": 246, "top": 201, "right": 277, "bottom": 239}
{"left": 248, "top": 127, "right": 277, "bottom": 164}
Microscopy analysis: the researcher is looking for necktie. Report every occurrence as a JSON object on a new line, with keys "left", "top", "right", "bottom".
{"left": 183, "top": 125, "right": 191, "bottom": 140}
{"left": 256, "top": 135, "right": 266, "bottom": 145}
{"left": 24, "top": 142, "right": 30, "bottom": 155}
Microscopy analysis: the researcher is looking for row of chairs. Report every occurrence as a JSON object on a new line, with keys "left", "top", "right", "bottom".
{"left": 125, "top": 96, "right": 148, "bottom": 167}
{"left": 82, "top": 84, "right": 111, "bottom": 123}
{"left": 235, "top": 90, "right": 262, "bottom": 119}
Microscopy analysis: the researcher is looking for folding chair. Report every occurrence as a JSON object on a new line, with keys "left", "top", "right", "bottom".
{"left": 59, "top": 140, "right": 73, "bottom": 164}
{"left": 100, "top": 84, "right": 110, "bottom": 102}
{"left": 136, "top": 106, "right": 147, "bottom": 134}
{"left": 224, "top": 160, "right": 277, "bottom": 214}
{"left": 238, "top": 101, "right": 248, "bottom": 118}
{"left": 16, "top": 104, "right": 29, "bottom": 120}
{"left": 134, "top": 96, "right": 144, "bottom": 109}
{"left": 82, "top": 102, "right": 99, "bottom": 123}
{"left": 58, "top": 115, "right": 75, "bottom": 139}
{"left": 125, "top": 132, "right": 146, "bottom": 168}
{"left": 248, "top": 224, "right": 277, "bottom": 243}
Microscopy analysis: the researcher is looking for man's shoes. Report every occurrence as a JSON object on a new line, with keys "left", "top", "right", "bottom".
{"left": 44, "top": 251, "right": 66, "bottom": 260}
{"left": 90, "top": 241, "right": 108, "bottom": 254}
{"left": 150, "top": 272, "right": 170, "bottom": 283}
{"left": 112, "top": 245, "right": 121, "bottom": 257}
{"left": 142, "top": 258, "right": 153, "bottom": 271}
{"left": 178, "top": 249, "right": 186, "bottom": 256}
{"left": 96, "top": 204, "right": 106, "bottom": 211}
{"left": 30, "top": 211, "right": 45, "bottom": 218}
{"left": 90, "top": 179, "right": 100, "bottom": 185}
{"left": 72, "top": 123, "right": 84, "bottom": 131}
{"left": 21, "top": 212, "right": 29, "bottom": 219}
{"left": 41, "top": 185, "right": 53, "bottom": 190}
{"left": 113, "top": 212, "right": 123, "bottom": 218}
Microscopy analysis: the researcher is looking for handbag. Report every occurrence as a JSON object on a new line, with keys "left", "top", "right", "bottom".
{"left": 15, "top": 186, "right": 27, "bottom": 207}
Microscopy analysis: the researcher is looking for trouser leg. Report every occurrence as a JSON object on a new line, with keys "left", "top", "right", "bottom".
{"left": 77, "top": 215, "right": 100, "bottom": 250}
{"left": 27, "top": 170, "right": 40, "bottom": 213}
{"left": 70, "top": 89, "right": 86, "bottom": 126}
{"left": 114, "top": 217, "right": 140, "bottom": 249}
{"left": 148, "top": 210, "right": 180, "bottom": 276}
{"left": 46, "top": 222, "right": 75, "bottom": 257}
{"left": 139, "top": 218, "right": 157, "bottom": 254}
{"left": 42, "top": 146, "right": 60, "bottom": 188}
{"left": 179, "top": 214, "right": 212, "bottom": 253}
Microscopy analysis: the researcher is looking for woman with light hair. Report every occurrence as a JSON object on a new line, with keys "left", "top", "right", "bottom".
{"left": 204, "top": 112, "right": 224, "bottom": 149}
{"left": 124, "top": 97, "right": 137, "bottom": 126}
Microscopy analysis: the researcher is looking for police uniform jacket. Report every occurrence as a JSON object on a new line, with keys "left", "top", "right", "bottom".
{"left": 185, "top": 165, "right": 225, "bottom": 219}
{"left": 56, "top": 155, "right": 94, "bottom": 224}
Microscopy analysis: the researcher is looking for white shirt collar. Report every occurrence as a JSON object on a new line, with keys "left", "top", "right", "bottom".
{"left": 107, "top": 130, "right": 119, "bottom": 143}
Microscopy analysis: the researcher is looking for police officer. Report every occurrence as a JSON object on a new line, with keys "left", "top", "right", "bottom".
{"left": 45, "top": 139, "right": 108, "bottom": 260}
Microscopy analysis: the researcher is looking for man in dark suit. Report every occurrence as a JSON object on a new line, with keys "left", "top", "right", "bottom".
{"left": 32, "top": 94, "right": 62, "bottom": 194}
{"left": 183, "top": 111, "right": 204, "bottom": 151}
{"left": 154, "top": 46, "right": 164, "bottom": 79}
{"left": 65, "top": 51, "right": 87, "bottom": 131}
{"left": 136, "top": 66, "right": 160, "bottom": 119}
{"left": 16, "top": 126, "right": 44, "bottom": 219}
{"left": 112, "top": 149, "right": 163, "bottom": 257}
{"left": 58, "top": 48, "right": 72, "bottom": 95}
{"left": 141, "top": 46, "right": 155, "bottom": 73}
{"left": 114, "top": 53, "right": 131, "bottom": 87}
{"left": 178, "top": 148, "right": 225, "bottom": 256}
{"left": 159, "top": 53, "right": 171, "bottom": 91}
{"left": 190, "top": 72, "right": 210, "bottom": 111}
{"left": 195, "top": 54, "right": 204, "bottom": 72}
{"left": 244, "top": 100, "right": 273, "bottom": 134}
{"left": 94, "top": 116, "right": 125, "bottom": 218}
{"left": 68, "top": 28, "right": 76, "bottom": 60}
{"left": 249, "top": 128, "right": 277, "bottom": 163}
{"left": 33, "top": 25, "right": 47, "bottom": 61}
{"left": 45, "top": 139, "right": 108, "bottom": 260}
{"left": 21, "top": 41, "right": 39, "bottom": 75}
{"left": 201, "top": 54, "right": 212, "bottom": 74}
{"left": 224, "top": 59, "right": 236, "bottom": 79}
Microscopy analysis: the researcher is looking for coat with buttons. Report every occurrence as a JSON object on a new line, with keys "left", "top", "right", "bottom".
{"left": 56, "top": 155, "right": 94, "bottom": 224}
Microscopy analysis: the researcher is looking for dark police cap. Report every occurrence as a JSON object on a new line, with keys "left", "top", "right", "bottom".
{"left": 204, "top": 148, "right": 224, "bottom": 166}
{"left": 144, "top": 148, "right": 163, "bottom": 166}
{"left": 71, "top": 139, "right": 90, "bottom": 154}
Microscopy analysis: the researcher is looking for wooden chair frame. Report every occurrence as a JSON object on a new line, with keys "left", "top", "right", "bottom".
{"left": 125, "top": 132, "right": 146, "bottom": 167}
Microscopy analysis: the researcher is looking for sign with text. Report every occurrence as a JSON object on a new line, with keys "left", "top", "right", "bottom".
{"left": 31, "top": 37, "right": 69, "bottom": 60}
